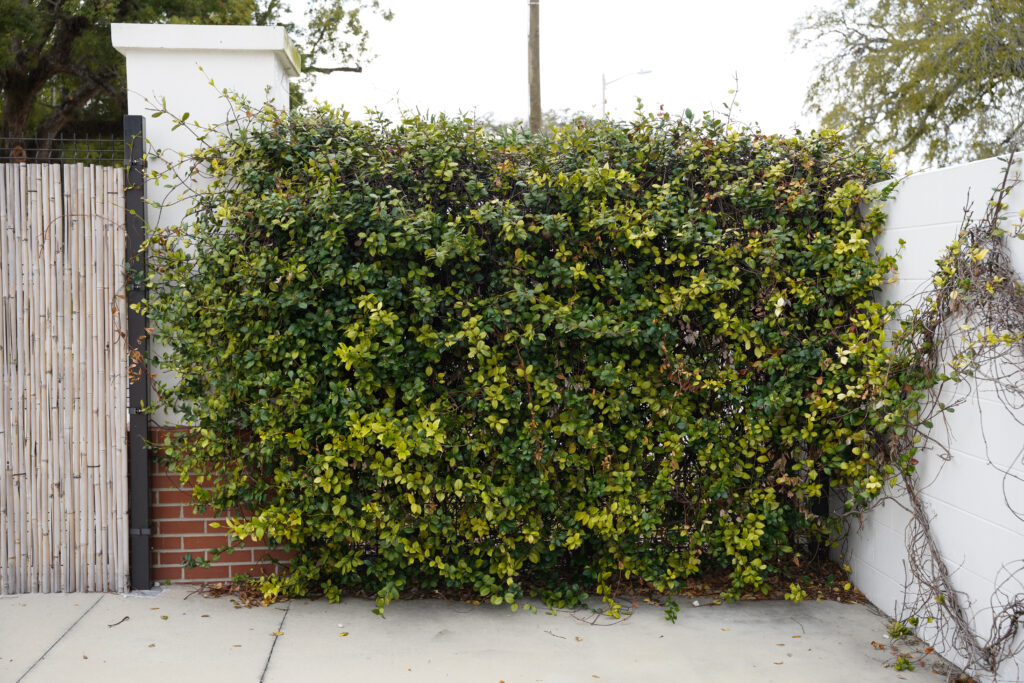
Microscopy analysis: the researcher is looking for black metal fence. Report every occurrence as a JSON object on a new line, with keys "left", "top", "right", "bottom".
{"left": 0, "top": 134, "right": 125, "bottom": 165}
{"left": 123, "top": 114, "right": 152, "bottom": 591}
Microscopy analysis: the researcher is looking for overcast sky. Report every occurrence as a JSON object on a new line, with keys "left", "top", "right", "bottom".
{"left": 308, "top": 0, "right": 828, "bottom": 135}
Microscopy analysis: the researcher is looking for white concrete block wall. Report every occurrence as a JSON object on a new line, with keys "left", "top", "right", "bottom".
{"left": 842, "top": 157, "right": 1024, "bottom": 681}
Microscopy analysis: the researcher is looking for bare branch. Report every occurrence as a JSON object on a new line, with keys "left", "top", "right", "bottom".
{"left": 304, "top": 64, "right": 363, "bottom": 74}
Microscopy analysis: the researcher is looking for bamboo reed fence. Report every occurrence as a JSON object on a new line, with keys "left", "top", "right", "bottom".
{"left": 0, "top": 162, "right": 129, "bottom": 593}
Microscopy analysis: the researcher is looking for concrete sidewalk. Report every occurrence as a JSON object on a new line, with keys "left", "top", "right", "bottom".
{"left": 1, "top": 587, "right": 954, "bottom": 682}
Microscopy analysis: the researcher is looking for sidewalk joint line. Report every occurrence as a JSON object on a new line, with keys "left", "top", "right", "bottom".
{"left": 17, "top": 594, "right": 104, "bottom": 682}
{"left": 259, "top": 601, "right": 292, "bottom": 683}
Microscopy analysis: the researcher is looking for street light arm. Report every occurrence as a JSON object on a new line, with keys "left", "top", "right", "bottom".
{"left": 604, "top": 69, "right": 652, "bottom": 87}
{"left": 601, "top": 69, "right": 652, "bottom": 117}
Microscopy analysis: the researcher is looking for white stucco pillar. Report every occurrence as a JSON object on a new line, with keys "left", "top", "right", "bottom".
{"left": 111, "top": 24, "right": 300, "bottom": 428}
{"left": 112, "top": 23, "right": 300, "bottom": 226}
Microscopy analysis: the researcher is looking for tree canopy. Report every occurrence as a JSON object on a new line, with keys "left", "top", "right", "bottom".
{"left": 794, "top": 0, "right": 1024, "bottom": 166}
{"left": 0, "top": 0, "right": 390, "bottom": 147}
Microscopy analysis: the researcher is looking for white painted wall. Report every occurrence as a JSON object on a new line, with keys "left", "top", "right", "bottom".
{"left": 843, "top": 157, "right": 1024, "bottom": 681}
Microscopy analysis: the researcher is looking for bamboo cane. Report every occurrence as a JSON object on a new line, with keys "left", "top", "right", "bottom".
{"left": 97, "top": 166, "right": 110, "bottom": 590}
{"left": 3, "top": 163, "right": 17, "bottom": 592}
{"left": 0, "top": 165, "right": 10, "bottom": 594}
{"left": 82, "top": 165, "right": 91, "bottom": 592}
{"left": 90, "top": 165, "right": 102, "bottom": 592}
{"left": 19, "top": 162, "right": 31, "bottom": 593}
{"left": 28, "top": 163, "right": 41, "bottom": 592}
{"left": 108, "top": 167, "right": 119, "bottom": 592}
{"left": 95, "top": 166, "right": 105, "bottom": 590}
{"left": 36, "top": 163, "right": 49, "bottom": 592}
{"left": 62, "top": 164, "right": 72, "bottom": 591}
{"left": 12, "top": 164, "right": 25, "bottom": 593}
{"left": 25, "top": 164, "right": 38, "bottom": 592}
{"left": 81, "top": 164, "right": 94, "bottom": 592}
{"left": 90, "top": 166, "right": 102, "bottom": 590}
{"left": 20, "top": 163, "right": 32, "bottom": 594}
{"left": 46, "top": 163, "right": 58, "bottom": 593}
{"left": 19, "top": 162, "right": 31, "bottom": 594}
{"left": 0, "top": 165, "right": 10, "bottom": 593}
{"left": 50, "top": 162, "right": 66, "bottom": 593}
{"left": 92, "top": 166, "right": 104, "bottom": 591}
{"left": 75, "top": 163, "right": 85, "bottom": 591}
{"left": 71, "top": 162, "right": 83, "bottom": 592}
{"left": 62, "top": 162, "right": 75, "bottom": 593}
{"left": 77, "top": 162, "right": 88, "bottom": 592}
{"left": 2, "top": 163, "right": 13, "bottom": 595}
{"left": 58, "top": 163, "right": 73, "bottom": 593}
{"left": 112, "top": 165, "right": 124, "bottom": 593}
{"left": 63, "top": 164, "right": 75, "bottom": 591}
{"left": 47, "top": 163, "right": 59, "bottom": 592}
{"left": 74, "top": 163, "right": 87, "bottom": 591}
{"left": 39, "top": 163, "right": 54, "bottom": 592}
{"left": 106, "top": 166, "right": 126, "bottom": 592}
{"left": 40, "top": 163, "right": 51, "bottom": 592}
{"left": 114, "top": 166, "right": 129, "bottom": 592}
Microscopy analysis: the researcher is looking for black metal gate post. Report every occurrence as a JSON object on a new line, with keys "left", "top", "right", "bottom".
{"left": 124, "top": 114, "right": 152, "bottom": 590}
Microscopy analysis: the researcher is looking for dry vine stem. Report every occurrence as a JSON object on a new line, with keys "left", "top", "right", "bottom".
{"left": 853, "top": 152, "right": 1024, "bottom": 679}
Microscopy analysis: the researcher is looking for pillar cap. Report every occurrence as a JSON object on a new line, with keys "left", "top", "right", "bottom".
{"left": 112, "top": 23, "right": 300, "bottom": 77}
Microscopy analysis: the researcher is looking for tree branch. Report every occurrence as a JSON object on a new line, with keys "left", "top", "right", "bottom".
{"left": 304, "top": 65, "right": 363, "bottom": 74}
{"left": 37, "top": 78, "right": 105, "bottom": 142}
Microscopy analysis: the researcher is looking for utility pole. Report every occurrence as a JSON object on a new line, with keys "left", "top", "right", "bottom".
{"left": 528, "top": 0, "right": 541, "bottom": 134}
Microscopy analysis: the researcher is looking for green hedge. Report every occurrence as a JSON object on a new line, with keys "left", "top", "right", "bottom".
{"left": 145, "top": 106, "right": 903, "bottom": 609}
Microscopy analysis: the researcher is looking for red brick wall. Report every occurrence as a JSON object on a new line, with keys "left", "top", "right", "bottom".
{"left": 149, "top": 429, "right": 293, "bottom": 584}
